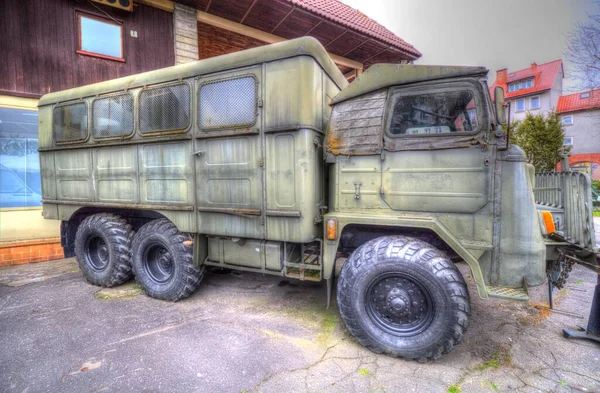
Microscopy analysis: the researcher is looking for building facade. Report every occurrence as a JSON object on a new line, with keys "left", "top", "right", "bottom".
{"left": 0, "top": 0, "right": 420, "bottom": 265}
{"left": 556, "top": 89, "right": 600, "bottom": 180}
{"left": 490, "top": 60, "right": 564, "bottom": 123}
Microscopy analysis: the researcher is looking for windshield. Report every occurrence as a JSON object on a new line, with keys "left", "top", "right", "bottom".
{"left": 389, "top": 89, "right": 479, "bottom": 135}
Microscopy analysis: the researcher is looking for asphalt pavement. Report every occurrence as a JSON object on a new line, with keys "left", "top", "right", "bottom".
{"left": 1, "top": 249, "right": 599, "bottom": 393}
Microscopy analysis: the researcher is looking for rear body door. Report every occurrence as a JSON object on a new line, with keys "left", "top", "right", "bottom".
{"left": 194, "top": 66, "right": 264, "bottom": 239}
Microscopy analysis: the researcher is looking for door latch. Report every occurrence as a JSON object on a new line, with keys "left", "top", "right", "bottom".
{"left": 193, "top": 150, "right": 205, "bottom": 156}
{"left": 354, "top": 182, "right": 362, "bottom": 200}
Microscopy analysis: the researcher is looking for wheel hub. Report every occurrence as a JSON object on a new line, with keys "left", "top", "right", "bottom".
{"left": 144, "top": 243, "right": 175, "bottom": 284}
{"left": 85, "top": 235, "right": 110, "bottom": 272}
{"left": 367, "top": 274, "right": 433, "bottom": 335}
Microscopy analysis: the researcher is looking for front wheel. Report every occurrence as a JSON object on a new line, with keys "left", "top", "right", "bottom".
{"left": 131, "top": 219, "right": 204, "bottom": 301}
{"left": 337, "top": 236, "right": 470, "bottom": 361}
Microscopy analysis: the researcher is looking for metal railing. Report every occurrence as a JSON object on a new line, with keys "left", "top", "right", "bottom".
{"left": 535, "top": 171, "right": 596, "bottom": 251}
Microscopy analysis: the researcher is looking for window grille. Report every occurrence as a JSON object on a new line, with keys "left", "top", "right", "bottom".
{"left": 198, "top": 76, "right": 257, "bottom": 129}
{"left": 53, "top": 103, "right": 88, "bottom": 143}
{"left": 140, "top": 83, "right": 190, "bottom": 133}
{"left": 92, "top": 93, "right": 134, "bottom": 138}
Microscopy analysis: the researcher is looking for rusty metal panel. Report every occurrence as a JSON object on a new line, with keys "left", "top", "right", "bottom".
{"left": 138, "top": 142, "right": 194, "bottom": 205}
{"left": 327, "top": 90, "right": 385, "bottom": 155}
{"left": 382, "top": 147, "right": 490, "bottom": 213}
{"left": 93, "top": 146, "right": 138, "bottom": 203}
{"left": 54, "top": 149, "right": 93, "bottom": 201}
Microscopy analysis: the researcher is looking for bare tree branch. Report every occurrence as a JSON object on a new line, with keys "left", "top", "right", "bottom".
{"left": 565, "top": 2, "right": 600, "bottom": 90}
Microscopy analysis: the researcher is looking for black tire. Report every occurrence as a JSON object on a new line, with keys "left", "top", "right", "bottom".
{"left": 74, "top": 213, "right": 134, "bottom": 287}
{"left": 337, "top": 235, "right": 470, "bottom": 361}
{"left": 131, "top": 219, "right": 204, "bottom": 301}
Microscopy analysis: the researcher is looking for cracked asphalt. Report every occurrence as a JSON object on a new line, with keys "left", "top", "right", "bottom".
{"left": 0, "top": 221, "right": 599, "bottom": 393}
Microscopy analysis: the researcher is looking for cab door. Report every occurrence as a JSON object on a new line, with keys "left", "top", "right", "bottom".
{"left": 194, "top": 66, "right": 264, "bottom": 239}
{"left": 381, "top": 82, "right": 491, "bottom": 213}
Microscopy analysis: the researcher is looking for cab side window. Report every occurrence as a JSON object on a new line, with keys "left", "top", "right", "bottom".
{"left": 390, "top": 90, "right": 478, "bottom": 135}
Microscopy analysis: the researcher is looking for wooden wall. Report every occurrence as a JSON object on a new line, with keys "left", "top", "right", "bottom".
{"left": 0, "top": 0, "right": 175, "bottom": 98}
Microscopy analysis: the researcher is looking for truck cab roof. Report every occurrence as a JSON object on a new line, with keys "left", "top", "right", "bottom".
{"left": 331, "top": 64, "right": 489, "bottom": 105}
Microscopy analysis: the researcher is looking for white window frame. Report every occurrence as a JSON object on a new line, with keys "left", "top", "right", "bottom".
{"left": 516, "top": 99, "right": 525, "bottom": 112}
{"left": 530, "top": 95, "right": 541, "bottom": 110}
{"left": 561, "top": 115, "right": 574, "bottom": 126}
{"left": 563, "top": 137, "right": 573, "bottom": 146}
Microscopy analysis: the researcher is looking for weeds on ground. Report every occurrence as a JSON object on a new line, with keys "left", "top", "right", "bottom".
{"left": 447, "top": 384, "right": 461, "bottom": 393}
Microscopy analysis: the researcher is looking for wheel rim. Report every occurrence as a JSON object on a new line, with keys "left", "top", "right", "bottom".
{"left": 85, "top": 235, "right": 110, "bottom": 272}
{"left": 143, "top": 242, "right": 174, "bottom": 284}
{"left": 366, "top": 273, "right": 434, "bottom": 336}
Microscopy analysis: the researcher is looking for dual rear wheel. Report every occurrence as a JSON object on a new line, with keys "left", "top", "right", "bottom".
{"left": 75, "top": 215, "right": 203, "bottom": 301}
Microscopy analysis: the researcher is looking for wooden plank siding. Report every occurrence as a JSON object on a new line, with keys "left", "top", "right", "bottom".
{"left": 0, "top": 0, "right": 175, "bottom": 98}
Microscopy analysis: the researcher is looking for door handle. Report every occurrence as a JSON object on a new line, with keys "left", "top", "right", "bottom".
{"left": 193, "top": 150, "right": 205, "bottom": 156}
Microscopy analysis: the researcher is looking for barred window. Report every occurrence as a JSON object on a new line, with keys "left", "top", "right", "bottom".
{"left": 53, "top": 103, "right": 88, "bottom": 143}
{"left": 92, "top": 93, "right": 134, "bottom": 138}
{"left": 140, "top": 83, "right": 190, "bottom": 133}
{"left": 198, "top": 76, "right": 256, "bottom": 130}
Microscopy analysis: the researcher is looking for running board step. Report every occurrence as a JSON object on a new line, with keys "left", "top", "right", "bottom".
{"left": 487, "top": 286, "right": 529, "bottom": 302}
{"left": 284, "top": 241, "right": 322, "bottom": 281}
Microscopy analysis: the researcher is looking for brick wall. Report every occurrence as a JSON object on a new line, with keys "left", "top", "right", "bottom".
{"left": 0, "top": 239, "right": 64, "bottom": 267}
{"left": 197, "top": 21, "right": 267, "bottom": 60}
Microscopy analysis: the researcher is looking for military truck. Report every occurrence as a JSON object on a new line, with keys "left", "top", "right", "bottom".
{"left": 38, "top": 37, "right": 598, "bottom": 360}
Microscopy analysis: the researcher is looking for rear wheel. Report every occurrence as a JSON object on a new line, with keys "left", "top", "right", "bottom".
{"left": 74, "top": 213, "right": 134, "bottom": 287}
{"left": 337, "top": 235, "right": 470, "bottom": 361}
{"left": 131, "top": 219, "right": 204, "bottom": 301}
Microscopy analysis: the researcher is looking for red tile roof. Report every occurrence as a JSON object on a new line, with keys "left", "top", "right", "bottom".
{"left": 490, "top": 59, "right": 563, "bottom": 99}
{"left": 556, "top": 89, "right": 600, "bottom": 114}
{"left": 284, "top": 0, "right": 421, "bottom": 58}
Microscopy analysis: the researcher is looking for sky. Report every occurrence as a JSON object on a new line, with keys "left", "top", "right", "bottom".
{"left": 340, "top": 0, "right": 596, "bottom": 91}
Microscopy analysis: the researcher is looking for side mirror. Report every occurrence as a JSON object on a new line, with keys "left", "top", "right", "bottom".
{"left": 494, "top": 86, "right": 507, "bottom": 125}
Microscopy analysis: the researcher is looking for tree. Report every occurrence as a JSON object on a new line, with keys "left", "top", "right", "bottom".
{"left": 565, "top": 1, "right": 600, "bottom": 90}
{"left": 511, "top": 111, "right": 565, "bottom": 172}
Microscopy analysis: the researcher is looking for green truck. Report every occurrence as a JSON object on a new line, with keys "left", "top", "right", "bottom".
{"left": 38, "top": 37, "right": 598, "bottom": 360}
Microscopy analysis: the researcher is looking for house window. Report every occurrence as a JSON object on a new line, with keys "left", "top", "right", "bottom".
{"left": 0, "top": 106, "right": 42, "bottom": 208}
{"left": 77, "top": 13, "right": 124, "bottom": 61}
{"left": 530, "top": 95, "right": 540, "bottom": 110}
{"left": 516, "top": 99, "right": 525, "bottom": 112}
{"left": 561, "top": 115, "right": 573, "bottom": 126}
{"left": 580, "top": 92, "right": 590, "bottom": 99}
{"left": 563, "top": 137, "right": 573, "bottom": 146}
{"left": 508, "top": 78, "right": 534, "bottom": 92}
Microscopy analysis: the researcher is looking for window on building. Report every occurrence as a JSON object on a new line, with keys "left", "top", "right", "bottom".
{"left": 516, "top": 99, "right": 525, "bottom": 112}
{"left": 77, "top": 13, "right": 124, "bottom": 61}
{"left": 508, "top": 78, "right": 534, "bottom": 92}
{"left": 561, "top": 115, "right": 573, "bottom": 126}
{"left": 530, "top": 95, "right": 540, "bottom": 110}
{"left": 563, "top": 137, "right": 573, "bottom": 146}
{"left": 580, "top": 92, "right": 590, "bottom": 99}
{"left": 0, "top": 106, "right": 42, "bottom": 208}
